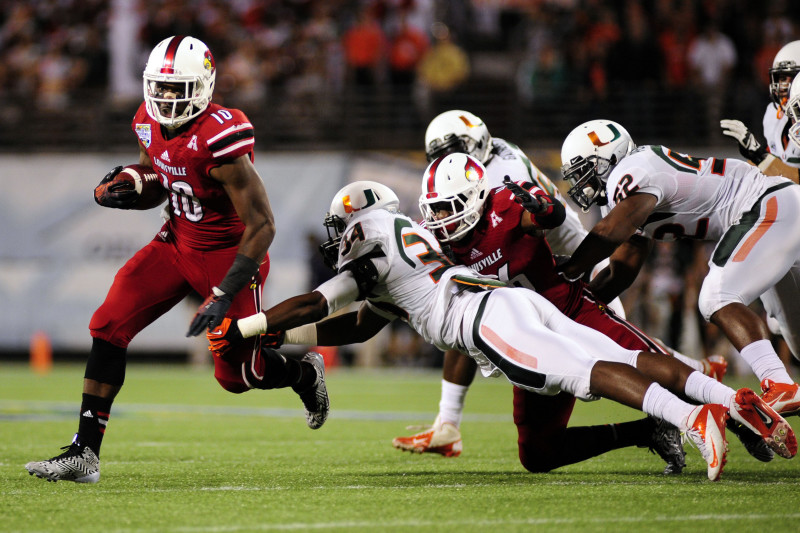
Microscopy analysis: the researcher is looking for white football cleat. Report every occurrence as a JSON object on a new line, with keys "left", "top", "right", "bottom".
{"left": 684, "top": 404, "right": 728, "bottom": 481}
{"left": 26, "top": 435, "right": 100, "bottom": 484}
{"left": 296, "top": 352, "right": 329, "bottom": 430}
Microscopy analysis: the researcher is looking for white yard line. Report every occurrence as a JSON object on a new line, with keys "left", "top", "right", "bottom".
{"left": 98, "top": 513, "right": 800, "bottom": 532}
{"left": 0, "top": 399, "right": 511, "bottom": 423}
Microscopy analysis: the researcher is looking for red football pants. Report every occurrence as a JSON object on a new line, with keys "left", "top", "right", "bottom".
{"left": 514, "top": 288, "right": 668, "bottom": 471}
{"left": 89, "top": 233, "right": 270, "bottom": 393}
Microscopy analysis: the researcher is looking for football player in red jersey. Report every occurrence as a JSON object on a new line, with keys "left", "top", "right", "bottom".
{"left": 410, "top": 154, "right": 773, "bottom": 473}
{"left": 25, "top": 36, "right": 329, "bottom": 485}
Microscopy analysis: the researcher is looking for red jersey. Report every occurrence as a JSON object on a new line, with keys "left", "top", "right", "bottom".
{"left": 132, "top": 102, "right": 256, "bottom": 250}
{"left": 449, "top": 186, "right": 584, "bottom": 317}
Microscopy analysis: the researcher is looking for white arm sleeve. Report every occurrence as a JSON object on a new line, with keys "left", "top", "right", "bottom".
{"left": 315, "top": 270, "right": 360, "bottom": 315}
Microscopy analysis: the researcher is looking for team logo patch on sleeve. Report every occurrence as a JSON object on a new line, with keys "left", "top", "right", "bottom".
{"left": 135, "top": 124, "right": 152, "bottom": 148}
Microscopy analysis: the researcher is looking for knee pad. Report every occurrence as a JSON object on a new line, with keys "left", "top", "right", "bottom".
{"left": 518, "top": 439, "right": 557, "bottom": 473}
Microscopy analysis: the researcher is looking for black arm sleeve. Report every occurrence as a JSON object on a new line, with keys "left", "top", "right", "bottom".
{"left": 339, "top": 250, "right": 385, "bottom": 300}
{"left": 218, "top": 253, "right": 261, "bottom": 295}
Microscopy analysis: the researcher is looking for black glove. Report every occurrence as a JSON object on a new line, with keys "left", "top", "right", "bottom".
{"left": 94, "top": 166, "right": 139, "bottom": 209}
{"left": 261, "top": 330, "right": 285, "bottom": 349}
{"left": 503, "top": 176, "right": 548, "bottom": 214}
{"left": 720, "top": 119, "right": 769, "bottom": 164}
{"left": 187, "top": 287, "right": 233, "bottom": 337}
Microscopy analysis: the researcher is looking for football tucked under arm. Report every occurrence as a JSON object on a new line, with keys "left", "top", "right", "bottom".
{"left": 94, "top": 164, "right": 168, "bottom": 210}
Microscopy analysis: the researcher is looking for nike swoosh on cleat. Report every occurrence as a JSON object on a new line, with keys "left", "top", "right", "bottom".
{"left": 709, "top": 437, "right": 719, "bottom": 468}
{"left": 755, "top": 407, "right": 773, "bottom": 426}
{"left": 706, "top": 411, "right": 720, "bottom": 468}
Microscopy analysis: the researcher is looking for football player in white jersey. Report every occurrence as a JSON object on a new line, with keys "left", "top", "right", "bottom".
{"left": 720, "top": 40, "right": 800, "bottom": 182}
{"left": 394, "top": 109, "right": 715, "bottom": 460}
{"left": 558, "top": 119, "right": 800, "bottom": 418}
{"left": 396, "top": 109, "right": 588, "bottom": 458}
{"left": 207, "top": 178, "right": 796, "bottom": 480}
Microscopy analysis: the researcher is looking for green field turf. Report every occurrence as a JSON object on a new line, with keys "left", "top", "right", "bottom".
{"left": 1, "top": 363, "right": 799, "bottom": 533}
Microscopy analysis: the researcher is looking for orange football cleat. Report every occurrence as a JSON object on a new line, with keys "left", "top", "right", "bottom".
{"left": 392, "top": 417, "right": 462, "bottom": 457}
{"left": 730, "top": 388, "right": 796, "bottom": 459}
{"left": 760, "top": 379, "right": 800, "bottom": 416}
{"left": 701, "top": 355, "right": 728, "bottom": 382}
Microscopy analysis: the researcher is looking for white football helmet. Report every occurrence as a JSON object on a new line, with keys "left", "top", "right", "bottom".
{"left": 786, "top": 76, "right": 800, "bottom": 148}
{"left": 560, "top": 119, "right": 635, "bottom": 211}
{"left": 770, "top": 40, "right": 800, "bottom": 111}
{"left": 143, "top": 36, "right": 216, "bottom": 129}
{"left": 320, "top": 181, "right": 400, "bottom": 269}
{"left": 424, "top": 110, "right": 493, "bottom": 163}
{"left": 419, "top": 153, "right": 489, "bottom": 242}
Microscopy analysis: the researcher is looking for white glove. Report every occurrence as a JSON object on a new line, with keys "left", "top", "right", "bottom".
{"left": 720, "top": 119, "right": 768, "bottom": 163}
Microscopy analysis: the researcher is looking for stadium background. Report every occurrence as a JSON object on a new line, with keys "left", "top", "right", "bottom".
{"left": 1, "top": 0, "right": 798, "bottom": 378}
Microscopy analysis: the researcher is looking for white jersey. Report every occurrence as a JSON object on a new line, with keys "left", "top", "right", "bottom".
{"left": 599, "top": 144, "right": 800, "bottom": 358}
{"left": 603, "top": 145, "right": 792, "bottom": 242}
{"left": 335, "top": 208, "right": 480, "bottom": 352}
{"left": 487, "top": 138, "right": 586, "bottom": 255}
{"left": 326, "top": 207, "right": 639, "bottom": 397}
{"left": 762, "top": 103, "right": 800, "bottom": 168}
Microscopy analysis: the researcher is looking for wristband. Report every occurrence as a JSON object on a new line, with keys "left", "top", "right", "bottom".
{"left": 218, "top": 254, "right": 260, "bottom": 296}
{"left": 284, "top": 323, "right": 318, "bottom": 345}
{"left": 757, "top": 154, "right": 778, "bottom": 172}
{"left": 238, "top": 312, "right": 268, "bottom": 338}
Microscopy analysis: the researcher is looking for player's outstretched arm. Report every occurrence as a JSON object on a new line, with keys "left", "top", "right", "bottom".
{"left": 314, "top": 304, "right": 391, "bottom": 345}
{"left": 264, "top": 268, "right": 387, "bottom": 346}
{"left": 558, "top": 193, "right": 657, "bottom": 281}
{"left": 588, "top": 234, "right": 652, "bottom": 303}
{"left": 207, "top": 291, "right": 330, "bottom": 356}
{"left": 207, "top": 285, "right": 389, "bottom": 356}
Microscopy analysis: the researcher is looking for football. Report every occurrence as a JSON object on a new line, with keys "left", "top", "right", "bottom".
{"left": 118, "top": 164, "right": 169, "bottom": 210}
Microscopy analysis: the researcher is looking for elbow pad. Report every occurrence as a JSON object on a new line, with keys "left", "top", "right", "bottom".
{"left": 339, "top": 252, "right": 383, "bottom": 300}
{"left": 316, "top": 272, "right": 360, "bottom": 315}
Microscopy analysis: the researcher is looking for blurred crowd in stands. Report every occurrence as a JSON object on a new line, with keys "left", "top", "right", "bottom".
{"left": 1, "top": 0, "right": 797, "bottom": 372}
{"left": 2, "top": 0, "right": 799, "bottom": 146}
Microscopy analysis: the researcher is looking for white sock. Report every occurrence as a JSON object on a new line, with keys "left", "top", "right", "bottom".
{"left": 740, "top": 339, "right": 793, "bottom": 384}
{"left": 438, "top": 380, "right": 469, "bottom": 428}
{"left": 642, "top": 383, "right": 696, "bottom": 431}
{"left": 671, "top": 351, "right": 704, "bottom": 372}
{"left": 683, "top": 371, "right": 735, "bottom": 408}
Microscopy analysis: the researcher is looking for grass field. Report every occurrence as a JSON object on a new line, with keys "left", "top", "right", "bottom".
{"left": 1, "top": 362, "right": 799, "bottom": 533}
